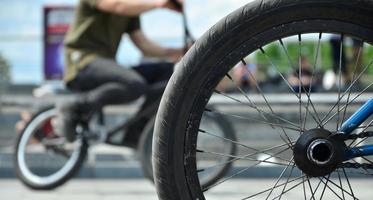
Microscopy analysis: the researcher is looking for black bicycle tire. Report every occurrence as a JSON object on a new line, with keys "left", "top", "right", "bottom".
{"left": 14, "top": 106, "right": 88, "bottom": 190}
{"left": 153, "top": 0, "right": 373, "bottom": 199}
{"left": 139, "top": 111, "right": 236, "bottom": 189}
{"left": 138, "top": 116, "right": 157, "bottom": 182}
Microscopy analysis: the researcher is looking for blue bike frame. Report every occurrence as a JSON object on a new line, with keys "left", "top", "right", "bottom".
{"left": 340, "top": 98, "right": 373, "bottom": 160}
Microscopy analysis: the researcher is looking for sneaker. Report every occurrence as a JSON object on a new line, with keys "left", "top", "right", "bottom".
{"left": 54, "top": 99, "right": 80, "bottom": 142}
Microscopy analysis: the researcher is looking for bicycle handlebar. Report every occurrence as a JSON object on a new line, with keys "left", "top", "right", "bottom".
{"left": 169, "top": 0, "right": 183, "bottom": 10}
{"left": 168, "top": 0, "right": 195, "bottom": 53}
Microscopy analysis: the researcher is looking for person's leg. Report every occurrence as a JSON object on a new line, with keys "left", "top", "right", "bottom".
{"left": 69, "top": 58, "right": 147, "bottom": 108}
{"left": 351, "top": 39, "right": 364, "bottom": 83}
{"left": 121, "top": 62, "right": 174, "bottom": 146}
{"left": 132, "top": 61, "right": 173, "bottom": 102}
{"left": 330, "top": 37, "right": 347, "bottom": 84}
{"left": 56, "top": 58, "right": 147, "bottom": 142}
{"left": 132, "top": 62, "right": 174, "bottom": 84}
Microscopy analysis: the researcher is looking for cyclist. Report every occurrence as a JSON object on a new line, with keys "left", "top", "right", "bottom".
{"left": 55, "top": 0, "right": 184, "bottom": 148}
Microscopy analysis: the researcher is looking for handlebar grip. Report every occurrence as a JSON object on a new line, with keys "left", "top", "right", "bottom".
{"left": 169, "top": 0, "right": 182, "bottom": 10}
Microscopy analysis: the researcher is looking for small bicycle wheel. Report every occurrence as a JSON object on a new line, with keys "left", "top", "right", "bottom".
{"left": 153, "top": 0, "right": 373, "bottom": 199}
{"left": 139, "top": 109, "right": 236, "bottom": 189}
{"left": 14, "top": 106, "right": 88, "bottom": 190}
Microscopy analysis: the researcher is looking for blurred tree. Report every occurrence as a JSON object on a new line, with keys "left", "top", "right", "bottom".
{"left": 0, "top": 53, "right": 10, "bottom": 94}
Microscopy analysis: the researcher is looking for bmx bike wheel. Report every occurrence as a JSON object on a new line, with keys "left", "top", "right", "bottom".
{"left": 153, "top": 0, "right": 373, "bottom": 199}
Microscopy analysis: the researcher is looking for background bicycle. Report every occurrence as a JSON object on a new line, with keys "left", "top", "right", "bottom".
{"left": 14, "top": 75, "right": 236, "bottom": 190}
{"left": 13, "top": 0, "right": 240, "bottom": 190}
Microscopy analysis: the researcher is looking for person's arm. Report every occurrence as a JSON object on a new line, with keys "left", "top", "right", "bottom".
{"left": 130, "top": 30, "right": 183, "bottom": 61}
{"left": 96, "top": 0, "right": 181, "bottom": 16}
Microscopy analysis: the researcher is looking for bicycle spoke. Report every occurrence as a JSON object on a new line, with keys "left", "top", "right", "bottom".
{"left": 336, "top": 34, "right": 344, "bottom": 130}
{"left": 241, "top": 175, "right": 307, "bottom": 200}
{"left": 197, "top": 148, "right": 292, "bottom": 166}
{"left": 302, "top": 33, "right": 323, "bottom": 131}
{"left": 214, "top": 89, "right": 301, "bottom": 129}
{"left": 342, "top": 168, "right": 356, "bottom": 198}
{"left": 306, "top": 177, "right": 316, "bottom": 200}
{"left": 242, "top": 58, "right": 295, "bottom": 149}
{"left": 278, "top": 38, "right": 322, "bottom": 126}
{"left": 350, "top": 119, "right": 373, "bottom": 147}
{"left": 197, "top": 142, "right": 294, "bottom": 173}
{"left": 199, "top": 128, "right": 292, "bottom": 163}
{"left": 269, "top": 177, "right": 310, "bottom": 200}
{"left": 259, "top": 48, "right": 320, "bottom": 125}
{"left": 352, "top": 159, "right": 373, "bottom": 176}
{"left": 317, "top": 178, "right": 343, "bottom": 200}
{"left": 202, "top": 147, "right": 291, "bottom": 192}
{"left": 301, "top": 172, "right": 307, "bottom": 200}
{"left": 323, "top": 79, "right": 372, "bottom": 128}
{"left": 197, "top": 159, "right": 236, "bottom": 173}
{"left": 337, "top": 171, "right": 345, "bottom": 200}
{"left": 319, "top": 174, "right": 331, "bottom": 200}
{"left": 223, "top": 73, "right": 278, "bottom": 125}
{"left": 308, "top": 178, "right": 323, "bottom": 200}
{"left": 357, "top": 123, "right": 373, "bottom": 129}
{"left": 319, "top": 176, "right": 356, "bottom": 199}
{"left": 265, "top": 157, "right": 295, "bottom": 200}
{"left": 320, "top": 60, "right": 373, "bottom": 126}
{"left": 277, "top": 161, "right": 296, "bottom": 200}
{"left": 205, "top": 108, "right": 302, "bottom": 132}
{"left": 298, "top": 34, "right": 303, "bottom": 135}
{"left": 322, "top": 83, "right": 373, "bottom": 127}
{"left": 361, "top": 156, "right": 373, "bottom": 165}
{"left": 341, "top": 40, "right": 364, "bottom": 125}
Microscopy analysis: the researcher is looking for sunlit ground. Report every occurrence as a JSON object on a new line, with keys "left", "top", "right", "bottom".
{"left": 1, "top": 179, "right": 372, "bottom": 200}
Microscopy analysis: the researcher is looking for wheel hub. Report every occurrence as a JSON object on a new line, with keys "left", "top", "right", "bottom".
{"left": 294, "top": 128, "right": 346, "bottom": 177}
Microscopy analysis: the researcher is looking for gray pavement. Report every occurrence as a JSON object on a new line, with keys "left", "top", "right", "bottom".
{"left": 0, "top": 179, "right": 157, "bottom": 200}
{"left": 1, "top": 178, "right": 373, "bottom": 200}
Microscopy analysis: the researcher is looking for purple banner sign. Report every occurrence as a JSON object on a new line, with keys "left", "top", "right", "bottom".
{"left": 44, "top": 6, "right": 74, "bottom": 80}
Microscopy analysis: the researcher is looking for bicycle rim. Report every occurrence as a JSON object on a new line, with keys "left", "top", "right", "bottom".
{"left": 16, "top": 108, "right": 83, "bottom": 187}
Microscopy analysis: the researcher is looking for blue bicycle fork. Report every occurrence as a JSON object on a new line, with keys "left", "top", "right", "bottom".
{"left": 339, "top": 98, "right": 373, "bottom": 160}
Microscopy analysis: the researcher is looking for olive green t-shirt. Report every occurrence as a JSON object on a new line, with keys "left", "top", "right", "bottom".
{"left": 64, "top": 0, "right": 141, "bottom": 82}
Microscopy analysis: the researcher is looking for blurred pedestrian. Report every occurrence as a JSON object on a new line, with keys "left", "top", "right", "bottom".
{"left": 349, "top": 38, "right": 364, "bottom": 81}
{"left": 15, "top": 111, "right": 32, "bottom": 134}
{"left": 233, "top": 60, "right": 257, "bottom": 91}
{"left": 287, "top": 56, "right": 314, "bottom": 93}
{"left": 329, "top": 34, "right": 347, "bottom": 86}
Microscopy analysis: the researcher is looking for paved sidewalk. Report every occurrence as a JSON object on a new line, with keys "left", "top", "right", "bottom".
{"left": 1, "top": 179, "right": 373, "bottom": 200}
{"left": 0, "top": 179, "right": 157, "bottom": 200}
